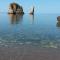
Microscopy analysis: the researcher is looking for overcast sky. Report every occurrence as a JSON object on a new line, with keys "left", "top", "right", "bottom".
{"left": 0, "top": 0, "right": 60, "bottom": 13}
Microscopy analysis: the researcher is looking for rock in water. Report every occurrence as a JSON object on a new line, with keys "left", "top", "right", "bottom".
{"left": 29, "top": 6, "right": 34, "bottom": 15}
{"left": 57, "top": 16, "right": 60, "bottom": 21}
{"left": 8, "top": 2, "right": 24, "bottom": 14}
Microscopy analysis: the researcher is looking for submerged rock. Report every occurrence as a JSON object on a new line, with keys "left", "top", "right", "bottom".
{"left": 8, "top": 2, "right": 24, "bottom": 14}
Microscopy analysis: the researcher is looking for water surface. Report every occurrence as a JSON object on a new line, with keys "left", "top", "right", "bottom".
{"left": 0, "top": 13, "right": 60, "bottom": 48}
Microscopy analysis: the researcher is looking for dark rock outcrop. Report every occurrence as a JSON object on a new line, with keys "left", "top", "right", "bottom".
{"left": 29, "top": 6, "right": 34, "bottom": 15}
{"left": 8, "top": 2, "right": 24, "bottom": 14}
{"left": 57, "top": 16, "right": 60, "bottom": 21}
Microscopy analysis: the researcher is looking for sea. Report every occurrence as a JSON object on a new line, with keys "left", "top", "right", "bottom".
{"left": 0, "top": 13, "right": 60, "bottom": 60}
{"left": 0, "top": 13, "right": 60, "bottom": 48}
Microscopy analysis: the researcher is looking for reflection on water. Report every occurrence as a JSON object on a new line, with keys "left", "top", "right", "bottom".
{"left": 0, "top": 14, "right": 60, "bottom": 48}
{"left": 29, "top": 14, "right": 34, "bottom": 24}
{"left": 56, "top": 21, "right": 60, "bottom": 27}
{"left": 8, "top": 14, "right": 23, "bottom": 24}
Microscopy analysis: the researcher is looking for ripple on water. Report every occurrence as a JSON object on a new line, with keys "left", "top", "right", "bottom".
{"left": 19, "top": 42, "right": 24, "bottom": 45}
{"left": 25, "top": 42, "right": 32, "bottom": 44}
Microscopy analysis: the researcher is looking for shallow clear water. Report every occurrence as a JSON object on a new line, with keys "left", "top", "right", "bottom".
{"left": 0, "top": 13, "right": 60, "bottom": 48}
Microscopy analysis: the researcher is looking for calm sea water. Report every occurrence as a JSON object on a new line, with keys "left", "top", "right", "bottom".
{"left": 0, "top": 13, "right": 60, "bottom": 48}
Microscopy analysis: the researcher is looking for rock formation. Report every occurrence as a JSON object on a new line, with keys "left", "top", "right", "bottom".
{"left": 8, "top": 2, "right": 24, "bottom": 14}
{"left": 29, "top": 6, "right": 34, "bottom": 15}
{"left": 57, "top": 16, "right": 60, "bottom": 27}
{"left": 57, "top": 16, "right": 60, "bottom": 21}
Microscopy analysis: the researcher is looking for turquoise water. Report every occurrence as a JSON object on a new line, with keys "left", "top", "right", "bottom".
{"left": 0, "top": 13, "right": 60, "bottom": 48}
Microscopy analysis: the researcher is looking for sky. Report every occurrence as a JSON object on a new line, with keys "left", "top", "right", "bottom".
{"left": 0, "top": 0, "right": 60, "bottom": 13}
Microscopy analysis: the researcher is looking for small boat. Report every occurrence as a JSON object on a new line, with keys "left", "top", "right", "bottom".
{"left": 29, "top": 6, "right": 34, "bottom": 15}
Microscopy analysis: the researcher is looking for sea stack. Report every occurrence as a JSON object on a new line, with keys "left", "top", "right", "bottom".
{"left": 8, "top": 2, "right": 24, "bottom": 14}
{"left": 29, "top": 6, "right": 34, "bottom": 15}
